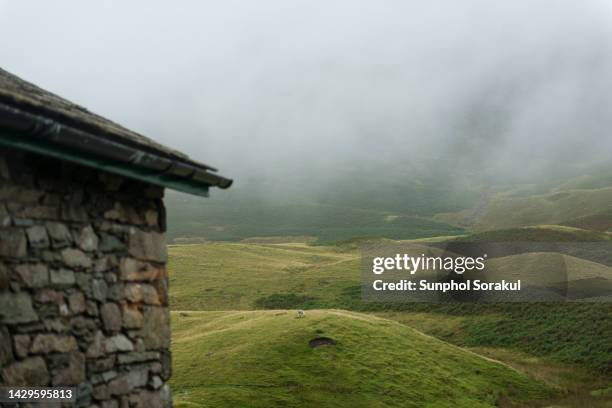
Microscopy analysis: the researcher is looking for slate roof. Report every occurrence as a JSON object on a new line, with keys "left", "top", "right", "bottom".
{"left": 0, "top": 68, "right": 231, "bottom": 191}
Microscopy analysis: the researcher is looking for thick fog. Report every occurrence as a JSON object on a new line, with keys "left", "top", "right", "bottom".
{"left": 1, "top": 0, "right": 611, "bottom": 191}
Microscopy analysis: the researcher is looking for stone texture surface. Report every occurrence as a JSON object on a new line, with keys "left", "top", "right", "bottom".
{"left": 124, "top": 283, "right": 161, "bottom": 305}
{"left": 1, "top": 356, "right": 50, "bottom": 386}
{"left": 46, "top": 222, "right": 73, "bottom": 248}
{"left": 141, "top": 307, "right": 170, "bottom": 350}
{"left": 13, "top": 334, "right": 31, "bottom": 358}
{"left": 26, "top": 225, "right": 50, "bottom": 248}
{"left": 61, "top": 248, "right": 93, "bottom": 268}
{"left": 122, "top": 304, "right": 144, "bottom": 329}
{"left": 0, "top": 148, "right": 171, "bottom": 407}
{"left": 101, "top": 303, "right": 122, "bottom": 333}
{"left": 30, "top": 334, "right": 78, "bottom": 353}
{"left": 0, "top": 228, "right": 27, "bottom": 257}
{"left": 0, "top": 292, "right": 38, "bottom": 323}
{"left": 105, "top": 334, "right": 134, "bottom": 353}
{"left": 0, "top": 263, "right": 8, "bottom": 289}
{"left": 15, "top": 263, "right": 49, "bottom": 288}
{"left": 68, "top": 291, "right": 87, "bottom": 314}
{"left": 128, "top": 230, "right": 167, "bottom": 263}
{"left": 92, "top": 279, "right": 109, "bottom": 302}
{"left": 52, "top": 351, "right": 86, "bottom": 386}
{"left": 0, "top": 326, "right": 13, "bottom": 367}
{"left": 120, "top": 258, "right": 166, "bottom": 282}
{"left": 50, "top": 268, "right": 76, "bottom": 285}
{"left": 78, "top": 225, "right": 99, "bottom": 252}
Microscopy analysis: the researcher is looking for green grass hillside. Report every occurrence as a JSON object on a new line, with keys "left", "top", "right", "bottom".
{"left": 170, "top": 310, "right": 549, "bottom": 408}
{"left": 561, "top": 210, "right": 612, "bottom": 232}
{"left": 168, "top": 242, "right": 612, "bottom": 373}
{"left": 451, "top": 225, "right": 611, "bottom": 242}
{"left": 375, "top": 303, "right": 612, "bottom": 374}
{"left": 486, "top": 252, "right": 612, "bottom": 281}
{"left": 472, "top": 187, "right": 612, "bottom": 231}
{"left": 168, "top": 236, "right": 612, "bottom": 311}
{"left": 168, "top": 243, "right": 359, "bottom": 311}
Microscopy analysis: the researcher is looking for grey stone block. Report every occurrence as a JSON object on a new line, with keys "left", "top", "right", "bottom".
{"left": 26, "top": 225, "right": 50, "bottom": 248}
{"left": 0, "top": 292, "right": 38, "bottom": 324}
{"left": 1, "top": 356, "right": 50, "bottom": 386}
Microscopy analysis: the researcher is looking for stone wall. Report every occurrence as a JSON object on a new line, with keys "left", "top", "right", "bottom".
{"left": 0, "top": 147, "right": 171, "bottom": 407}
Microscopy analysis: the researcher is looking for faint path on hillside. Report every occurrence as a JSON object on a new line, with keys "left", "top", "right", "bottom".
{"left": 461, "top": 186, "right": 493, "bottom": 227}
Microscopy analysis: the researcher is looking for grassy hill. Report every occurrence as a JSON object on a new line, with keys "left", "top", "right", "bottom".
{"left": 431, "top": 180, "right": 612, "bottom": 233}
{"left": 451, "top": 225, "right": 611, "bottom": 243}
{"left": 561, "top": 210, "right": 612, "bottom": 232}
{"left": 168, "top": 231, "right": 612, "bottom": 312}
{"left": 485, "top": 251, "right": 612, "bottom": 279}
{"left": 168, "top": 242, "right": 360, "bottom": 311}
{"left": 168, "top": 241, "right": 612, "bottom": 373}
{"left": 170, "top": 310, "right": 549, "bottom": 408}
{"left": 471, "top": 187, "right": 612, "bottom": 231}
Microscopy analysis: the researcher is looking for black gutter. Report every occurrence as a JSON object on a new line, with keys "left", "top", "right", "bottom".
{"left": 0, "top": 102, "right": 232, "bottom": 190}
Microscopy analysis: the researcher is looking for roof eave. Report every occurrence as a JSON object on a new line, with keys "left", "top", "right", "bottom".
{"left": 0, "top": 103, "right": 233, "bottom": 194}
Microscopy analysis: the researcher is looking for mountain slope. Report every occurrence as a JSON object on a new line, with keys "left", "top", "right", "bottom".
{"left": 171, "top": 310, "right": 549, "bottom": 408}
{"left": 472, "top": 187, "right": 612, "bottom": 231}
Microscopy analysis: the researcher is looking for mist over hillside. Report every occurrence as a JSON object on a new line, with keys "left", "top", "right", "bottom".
{"left": 2, "top": 1, "right": 612, "bottom": 187}
{"left": 165, "top": 165, "right": 612, "bottom": 242}
{"left": 3, "top": 1, "right": 611, "bottom": 241}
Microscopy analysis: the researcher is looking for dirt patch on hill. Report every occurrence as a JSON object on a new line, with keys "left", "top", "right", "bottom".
{"left": 309, "top": 337, "right": 336, "bottom": 348}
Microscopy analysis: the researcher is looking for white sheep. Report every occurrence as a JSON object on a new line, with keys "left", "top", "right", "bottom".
{"left": 297, "top": 309, "right": 305, "bottom": 318}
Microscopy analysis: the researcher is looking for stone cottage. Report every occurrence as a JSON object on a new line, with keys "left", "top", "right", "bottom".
{"left": 0, "top": 68, "right": 231, "bottom": 407}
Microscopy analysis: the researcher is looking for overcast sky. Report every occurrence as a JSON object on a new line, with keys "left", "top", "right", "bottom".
{"left": 1, "top": 1, "right": 611, "bottom": 187}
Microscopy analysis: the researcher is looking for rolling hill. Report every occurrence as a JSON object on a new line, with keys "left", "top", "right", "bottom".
{"left": 168, "top": 241, "right": 612, "bottom": 373}
{"left": 450, "top": 225, "right": 611, "bottom": 243}
{"left": 470, "top": 187, "right": 612, "bottom": 232}
{"left": 561, "top": 210, "right": 612, "bottom": 232}
{"left": 168, "top": 230, "right": 612, "bottom": 312}
{"left": 168, "top": 242, "right": 360, "bottom": 311}
{"left": 170, "top": 310, "right": 549, "bottom": 408}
